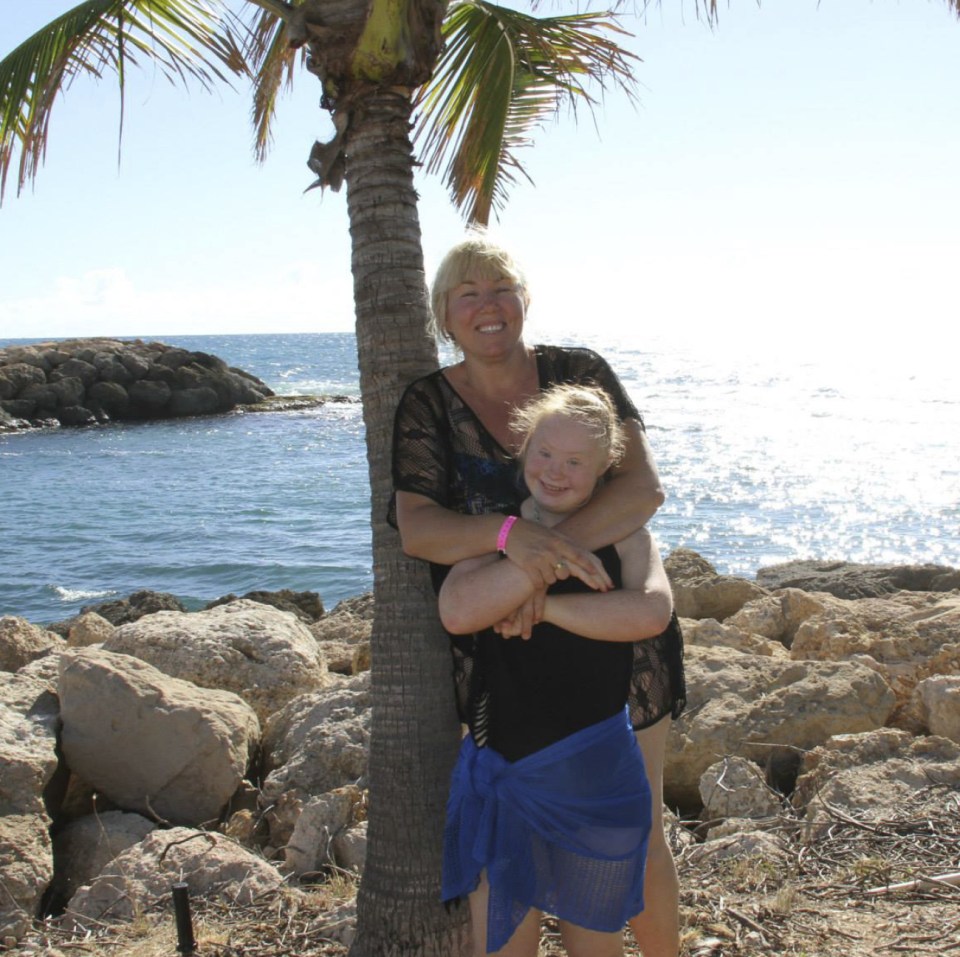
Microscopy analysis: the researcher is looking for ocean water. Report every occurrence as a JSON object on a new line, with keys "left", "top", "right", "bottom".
{"left": 1, "top": 332, "right": 957, "bottom": 625}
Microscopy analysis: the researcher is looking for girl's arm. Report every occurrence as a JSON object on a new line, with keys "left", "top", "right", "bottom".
{"left": 539, "top": 528, "right": 673, "bottom": 642}
{"left": 438, "top": 553, "right": 539, "bottom": 635}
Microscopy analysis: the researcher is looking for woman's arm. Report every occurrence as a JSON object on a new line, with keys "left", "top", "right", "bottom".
{"left": 540, "top": 528, "right": 673, "bottom": 642}
{"left": 396, "top": 491, "right": 612, "bottom": 591}
{"left": 554, "top": 419, "right": 664, "bottom": 551}
{"left": 395, "top": 492, "right": 505, "bottom": 566}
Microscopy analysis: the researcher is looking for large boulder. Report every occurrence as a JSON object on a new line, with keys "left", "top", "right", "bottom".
{"left": 665, "top": 646, "right": 896, "bottom": 807}
{"left": 664, "top": 548, "right": 767, "bottom": 621}
{"left": 792, "top": 728, "right": 960, "bottom": 835}
{"left": 65, "top": 827, "right": 284, "bottom": 927}
{"left": 58, "top": 648, "right": 260, "bottom": 825}
{"left": 0, "top": 674, "right": 60, "bottom": 940}
{"left": 0, "top": 669, "right": 60, "bottom": 736}
{"left": 65, "top": 611, "right": 115, "bottom": 648}
{"left": 103, "top": 599, "right": 329, "bottom": 724}
{"left": 789, "top": 591, "right": 960, "bottom": 728}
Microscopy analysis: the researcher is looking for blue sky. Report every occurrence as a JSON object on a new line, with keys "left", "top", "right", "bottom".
{"left": 2, "top": 1, "right": 959, "bottom": 358}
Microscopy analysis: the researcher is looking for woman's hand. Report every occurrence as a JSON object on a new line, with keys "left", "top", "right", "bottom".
{"left": 504, "top": 518, "right": 612, "bottom": 592}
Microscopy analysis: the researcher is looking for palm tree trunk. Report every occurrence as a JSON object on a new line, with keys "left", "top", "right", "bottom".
{"left": 347, "top": 87, "right": 470, "bottom": 957}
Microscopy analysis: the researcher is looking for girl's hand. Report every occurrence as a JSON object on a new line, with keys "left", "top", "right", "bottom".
{"left": 493, "top": 590, "right": 546, "bottom": 640}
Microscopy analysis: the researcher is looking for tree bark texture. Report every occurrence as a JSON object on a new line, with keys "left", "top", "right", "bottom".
{"left": 347, "top": 88, "right": 470, "bottom": 957}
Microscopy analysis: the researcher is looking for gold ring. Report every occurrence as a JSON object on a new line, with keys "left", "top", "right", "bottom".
{"left": 554, "top": 561, "right": 565, "bottom": 572}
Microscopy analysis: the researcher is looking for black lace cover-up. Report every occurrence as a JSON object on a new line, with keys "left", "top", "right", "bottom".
{"left": 390, "top": 344, "right": 686, "bottom": 735}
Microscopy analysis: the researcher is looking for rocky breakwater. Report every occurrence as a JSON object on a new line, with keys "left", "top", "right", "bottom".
{"left": 0, "top": 588, "right": 372, "bottom": 946}
{"left": 1, "top": 557, "right": 959, "bottom": 949}
{"left": 0, "top": 338, "right": 276, "bottom": 431}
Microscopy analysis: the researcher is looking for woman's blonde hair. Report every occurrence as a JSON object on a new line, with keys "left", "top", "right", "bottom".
{"left": 512, "top": 384, "right": 626, "bottom": 469}
{"left": 428, "top": 234, "right": 530, "bottom": 344}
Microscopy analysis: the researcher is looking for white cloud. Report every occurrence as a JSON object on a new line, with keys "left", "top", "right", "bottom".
{"left": 2, "top": 263, "right": 356, "bottom": 340}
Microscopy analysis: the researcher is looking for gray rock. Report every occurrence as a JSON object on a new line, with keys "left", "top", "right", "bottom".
{"left": 0, "top": 617, "right": 62, "bottom": 672}
{"left": 262, "top": 672, "right": 371, "bottom": 803}
{"left": 127, "top": 378, "right": 171, "bottom": 414}
{"left": 699, "top": 756, "right": 783, "bottom": 823}
{"left": 83, "top": 589, "right": 187, "bottom": 626}
{"left": 0, "top": 338, "right": 274, "bottom": 430}
{"left": 666, "top": 647, "right": 896, "bottom": 807}
{"left": 86, "top": 380, "right": 130, "bottom": 417}
{"left": 50, "top": 359, "right": 97, "bottom": 388}
{"left": 58, "top": 647, "right": 260, "bottom": 825}
{"left": 756, "top": 559, "right": 960, "bottom": 598}
{"left": 793, "top": 728, "right": 960, "bottom": 836}
{"left": 65, "top": 827, "right": 284, "bottom": 926}
{"left": 0, "top": 813, "right": 53, "bottom": 943}
{"left": 51, "top": 810, "right": 157, "bottom": 903}
{"left": 104, "top": 599, "right": 329, "bottom": 724}
{"left": 0, "top": 700, "right": 60, "bottom": 817}
{"left": 0, "top": 362, "right": 45, "bottom": 398}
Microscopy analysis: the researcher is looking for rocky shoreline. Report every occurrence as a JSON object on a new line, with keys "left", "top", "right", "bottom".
{"left": 2, "top": 554, "right": 958, "bottom": 949}
{"left": 0, "top": 338, "right": 351, "bottom": 432}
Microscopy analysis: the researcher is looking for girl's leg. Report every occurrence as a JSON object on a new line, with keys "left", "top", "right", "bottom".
{"left": 468, "top": 874, "right": 542, "bottom": 957}
{"left": 559, "top": 921, "right": 624, "bottom": 957}
{"left": 627, "top": 715, "right": 680, "bottom": 957}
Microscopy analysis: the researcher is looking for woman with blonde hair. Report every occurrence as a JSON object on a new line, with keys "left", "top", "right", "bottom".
{"left": 391, "top": 235, "right": 685, "bottom": 956}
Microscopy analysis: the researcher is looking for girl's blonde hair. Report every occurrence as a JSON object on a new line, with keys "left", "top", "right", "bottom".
{"left": 428, "top": 234, "right": 530, "bottom": 344}
{"left": 511, "top": 384, "right": 626, "bottom": 469}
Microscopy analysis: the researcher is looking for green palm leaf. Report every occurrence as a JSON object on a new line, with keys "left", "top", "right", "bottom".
{"left": 414, "top": 0, "right": 639, "bottom": 224}
{"left": 0, "top": 0, "right": 248, "bottom": 200}
{"left": 240, "top": 5, "right": 307, "bottom": 163}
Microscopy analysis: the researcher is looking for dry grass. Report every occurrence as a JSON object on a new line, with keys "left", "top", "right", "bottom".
{"left": 6, "top": 794, "right": 959, "bottom": 957}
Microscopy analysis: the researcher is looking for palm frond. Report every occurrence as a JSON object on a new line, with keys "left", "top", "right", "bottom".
{"left": 241, "top": 5, "right": 304, "bottom": 163}
{"left": 0, "top": 0, "right": 248, "bottom": 201}
{"left": 414, "top": 0, "right": 639, "bottom": 224}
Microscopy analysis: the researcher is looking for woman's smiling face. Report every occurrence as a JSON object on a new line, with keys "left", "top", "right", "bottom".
{"left": 444, "top": 275, "right": 526, "bottom": 355}
{"left": 523, "top": 413, "right": 612, "bottom": 516}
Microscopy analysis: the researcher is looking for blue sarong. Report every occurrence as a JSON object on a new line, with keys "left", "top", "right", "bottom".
{"left": 442, "top": 708, "right": 652, "bottom": 953}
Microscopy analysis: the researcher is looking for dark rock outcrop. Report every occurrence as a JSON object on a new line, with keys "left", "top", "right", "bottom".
{"left": 755, "top": 559, "right": 960, "bottom": 599}
{"left": 0, "top": 339, "right": 275, "bottom": 431}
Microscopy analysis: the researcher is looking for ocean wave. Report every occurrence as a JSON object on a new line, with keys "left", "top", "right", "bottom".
{"left": 47, "top": 585, "right": 118, "bottom": 604}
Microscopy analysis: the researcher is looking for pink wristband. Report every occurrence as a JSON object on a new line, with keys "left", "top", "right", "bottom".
{"left": 497, "top": 515, "right": 518, "bottom": 557}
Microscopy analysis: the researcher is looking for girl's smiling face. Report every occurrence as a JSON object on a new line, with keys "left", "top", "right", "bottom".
{"left": 523, "top": 413, "right": 612, "bottom": 517}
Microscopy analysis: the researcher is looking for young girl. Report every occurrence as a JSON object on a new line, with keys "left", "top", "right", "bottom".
{"left": 437, "top": 384, "right": 675, "bottom": 957}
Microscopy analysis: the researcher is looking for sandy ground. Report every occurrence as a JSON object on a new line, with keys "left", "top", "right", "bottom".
{"left": 8, "top": 802, "right": 959, "bottom": 957}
